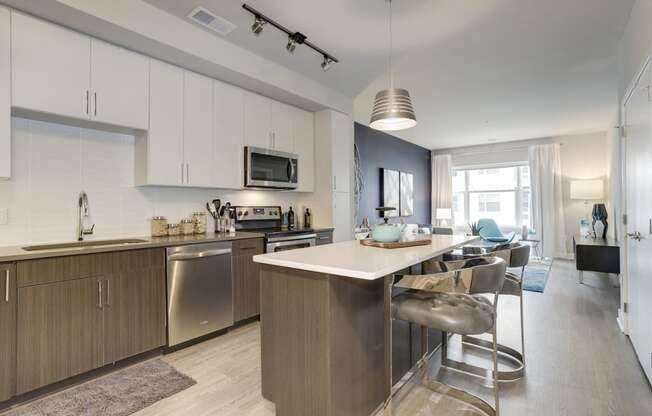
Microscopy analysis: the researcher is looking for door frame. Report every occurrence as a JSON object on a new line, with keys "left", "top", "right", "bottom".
{"left": 619, "top": 55, "right": 651, "bottom": 335}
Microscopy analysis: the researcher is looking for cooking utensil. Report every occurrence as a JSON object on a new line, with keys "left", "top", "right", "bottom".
{"left": 221, "top": 202, "right": 231, "bottom": 218}
{"left": 212, "top": 199, "right": 221, "bottom": 216}
{"left": 206, "top": 202, "right": 217, "bottom": 219}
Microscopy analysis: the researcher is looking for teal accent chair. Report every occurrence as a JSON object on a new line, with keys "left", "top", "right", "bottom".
{"left": 477, "top": 218, "right": 516, "bottom": 243}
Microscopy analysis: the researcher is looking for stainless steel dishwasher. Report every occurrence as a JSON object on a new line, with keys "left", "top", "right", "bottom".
{"left": 166, "top": 241, "right": 233, "bottom": 346}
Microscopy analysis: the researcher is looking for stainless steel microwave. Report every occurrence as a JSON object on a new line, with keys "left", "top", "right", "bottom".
{"left": 244, "top": 146, "right": 298, "bottom": 189}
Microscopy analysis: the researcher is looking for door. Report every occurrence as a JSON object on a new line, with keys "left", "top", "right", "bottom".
{"left": 90, "top": 40, "right": 149, "bottom": 130}
{"left": 294, "top": 108, "right": 315, "bottom": 192}
{"left": 233, "top": 239, "right": 264, "bottom": 322}
{"left": 623, "top": 58, "right": 652, "bottom": 382}
{"left": 333, "top": 192, "right": 353, "bottom": 242}
{"left": 104, "top": 250, "right": 166, "bottom": 363}
{"left": 16, "top": 277, "right": 103, "bottom": 394}
{"left": 11, "top": 12, "right": 91, "bottom": 121}
{"left": 214, "top": 80, "right": 245, "bottom": 189}
{"left": 331, "top": 111, "right": 352, "bottom": 193}
{"left": 271, "top": 101, "right": 294, "bottom": 152}
{"left": 183, "top": 71, "right": 214, "bottom": 187}
{"left": 146, "top": 59, "right": 184, "bottom": 186}
{"left": 0, "top": 263, "right": 16, "bottom": 401}
{"left": 244, "top": 92, "right": 272, "bottom": 149}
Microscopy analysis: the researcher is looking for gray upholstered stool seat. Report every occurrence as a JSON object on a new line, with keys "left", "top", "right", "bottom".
{"left": 393, "top": 292, "right": 494, "bottom": 335}
{"left": 391, "top": 256, "right": 507, "bottom": 416}
{"left": 441, "top": 242, "right": 530, "bottom": 382}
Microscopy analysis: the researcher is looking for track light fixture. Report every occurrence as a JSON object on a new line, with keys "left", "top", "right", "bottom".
{"left": 251, "top": 15, "right": 266, "bottom": 35}
{"left": 321, "top": 55, "right": 335, "bottom": 71}
{"left": 286, "top": 32, "right": 306, "bottom": 54}
{"left": 242, "top": 3, "right": 339, "bottom": 71}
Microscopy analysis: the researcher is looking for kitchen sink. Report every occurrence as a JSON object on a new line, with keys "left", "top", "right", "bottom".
{"left": 22, "top": 238, "right": 149, "bottom": 251}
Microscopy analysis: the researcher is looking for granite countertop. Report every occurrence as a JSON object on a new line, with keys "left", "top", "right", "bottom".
{"left": 0, "top": 231, "right": 265, "bottom": 262}
{"left": 253, "top": 234, "right": 479, "bottom": 280}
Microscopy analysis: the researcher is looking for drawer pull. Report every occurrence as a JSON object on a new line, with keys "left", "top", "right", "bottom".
{"left": 98, "top": 281, "right": 103, "bottom": 309}
{"left": 4, "top": 269, "right": 8, "bottom": 303}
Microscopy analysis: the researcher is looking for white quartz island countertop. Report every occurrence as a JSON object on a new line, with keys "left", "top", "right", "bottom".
{"left": 253, "top": 234, "right": 480, "bottom": 280}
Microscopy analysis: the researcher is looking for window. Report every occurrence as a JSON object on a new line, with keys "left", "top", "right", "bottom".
{"left": 452, "top": 165, "right": 530, "bottom": 229}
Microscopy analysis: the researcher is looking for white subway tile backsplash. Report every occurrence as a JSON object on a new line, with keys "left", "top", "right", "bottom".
{"left": 1, "top": 117, "right": 308, "bottom": 246}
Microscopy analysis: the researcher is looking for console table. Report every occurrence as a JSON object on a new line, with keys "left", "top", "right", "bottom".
{"left": 573, "top": 234, "right": 620, "bottom": 283}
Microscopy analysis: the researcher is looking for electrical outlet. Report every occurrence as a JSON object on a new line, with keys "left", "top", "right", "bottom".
{"left": 0, "top": 208, "right": 7, "bottom": 225}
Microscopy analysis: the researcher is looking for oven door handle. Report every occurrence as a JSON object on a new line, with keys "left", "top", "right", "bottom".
{"left": 266, "top": 238, "right": 316, "bottom": 251}
{"left": 267, "top": 234, "right": 317, "bottom": 243}
{"left": 168, "top": 249, "right": 232, "bottom": 261}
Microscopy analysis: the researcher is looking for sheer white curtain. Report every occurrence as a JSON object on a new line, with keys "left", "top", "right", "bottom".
{"left": 431, "top": 153, "right": 453, "bottom": 225}
{"left": 529, "top": 144, "right": 566, "bottom": 258}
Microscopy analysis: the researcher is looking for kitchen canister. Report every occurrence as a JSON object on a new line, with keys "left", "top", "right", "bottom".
{"left": 167, "top": 223, "right": 181, "bottom": 236}
{"left": 192, "top": 212, "right": 207, "bottom": 234}
{"left": 180, "top": 218, "right": 194, "bottom": 235}
{"left": 151, "top": 216, "right": 168, "bottom": 237}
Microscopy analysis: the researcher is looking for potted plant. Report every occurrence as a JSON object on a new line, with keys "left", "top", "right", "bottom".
{"left": 468, "top": 222, "right": 483, "bottom": 236}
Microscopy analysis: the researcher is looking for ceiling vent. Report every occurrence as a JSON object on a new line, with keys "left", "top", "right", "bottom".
{"left": 187, "top": 6, "right": 237, "bottom": 36}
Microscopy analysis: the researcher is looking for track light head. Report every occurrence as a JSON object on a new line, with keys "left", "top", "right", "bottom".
{"left": 286, "top": 32, "right": 306, "bottom": 54}
{"left": 321, "top": 55, "right": 335, "bottom": 71}
{"left": 251, "top": 16, "right": 266, "bottom": 35}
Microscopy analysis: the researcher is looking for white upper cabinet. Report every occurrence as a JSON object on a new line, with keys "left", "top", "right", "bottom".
{"left": 183, "top": 71, "right": 214, "bottom": 188}
{"left": 136, "top": 59, "right": 183, "bottom": 187}
{"left": 90, "top": 40, "right": 149, "bottom": 130}
{"left": 244, "top": 92, "right": 272, "bottom": 149}
{"left": 331, "top": 111, "right": 353, "bottom": 193}
{"left": 271, "top": 101, "right": 294, "bottom": 153}
{"left": 11, "top": 12, "right": 91, "bottom": 121}
{"left": 213, "top": 80, "right": 244, "bottom": 189}
{"left": 0, "top": 6, "right": 9, "bottom": 179}
{"left": 293, "top": 108, "right": 314, "bottom": 192}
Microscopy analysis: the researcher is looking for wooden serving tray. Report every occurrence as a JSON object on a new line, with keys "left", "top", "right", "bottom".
{"left": 360, "top": 237, "right": 432, "bottom": 249}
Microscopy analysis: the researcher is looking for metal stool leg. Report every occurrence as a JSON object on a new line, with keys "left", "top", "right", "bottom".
{"left": 491, "top": 325, "right": 500, "bottom": 416}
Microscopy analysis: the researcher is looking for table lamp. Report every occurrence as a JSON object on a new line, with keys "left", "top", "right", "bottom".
{"left": 436, "top": 208, "right": 453, "bottom": 227}
{"left": 570, "top": 179, "right": 605, "bottom": 238}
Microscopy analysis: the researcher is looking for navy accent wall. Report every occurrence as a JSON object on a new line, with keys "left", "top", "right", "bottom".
{"left": 354, "top": 122, "right": 431, "bottom": 226}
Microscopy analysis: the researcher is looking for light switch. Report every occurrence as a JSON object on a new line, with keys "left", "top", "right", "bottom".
{"left": 0, "top": 208, "right": 7, "bottom": 225}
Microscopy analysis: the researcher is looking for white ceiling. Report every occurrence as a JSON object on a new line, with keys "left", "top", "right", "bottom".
{"left": 144, "top": 0, "right": 635, "bottom": 149}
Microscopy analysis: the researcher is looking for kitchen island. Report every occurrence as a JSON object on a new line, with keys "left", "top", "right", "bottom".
{"left": 253, "top": 234, "right": 479, "bottom": 416}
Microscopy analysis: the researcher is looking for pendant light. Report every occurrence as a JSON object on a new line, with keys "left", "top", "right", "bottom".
{"left": 369, "top": 0, "right": 417, "bottom": 131}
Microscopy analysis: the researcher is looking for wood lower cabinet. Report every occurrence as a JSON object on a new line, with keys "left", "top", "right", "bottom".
{"left": 104, "top": 250, "right": 166, "bottom": 364}
{"left": 16, "top": 277, "right": 104, "bottom": 394}
{"left": 15, "top": 249, "right": 165, "bottom": 395}
{"left": 0, "top": 263, "right": 16, "bottom": 402}
{"left": 233, "top": 238, "right": 264, "bottom": 322}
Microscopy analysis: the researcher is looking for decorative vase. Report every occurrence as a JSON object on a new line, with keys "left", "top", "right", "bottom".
{"left": 592, "top": 203, "right": 608, "bottom": 239}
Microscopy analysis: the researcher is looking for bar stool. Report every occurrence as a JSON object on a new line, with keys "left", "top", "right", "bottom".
{"left": 431, "top": 242, "right": 530, "bottom": 382}
{"left": 392, "top": 256, "right": 507, "bottom": 416}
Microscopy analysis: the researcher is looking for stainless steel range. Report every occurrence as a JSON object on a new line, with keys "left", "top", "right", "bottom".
{"left": 233, "top": 205, "right": 316, "bottom": 252}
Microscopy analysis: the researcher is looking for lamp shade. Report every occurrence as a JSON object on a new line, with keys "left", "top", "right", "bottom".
{"left": 369, "top": 88, "right": 417, "bottom": 131}
{"left": 436, "top": 208, "right": 452, "bottom": 220}
{"left": 570, "top": 180, "right": 603, "bottom": 200}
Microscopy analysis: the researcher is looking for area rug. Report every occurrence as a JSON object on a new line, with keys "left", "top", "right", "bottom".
{"left": 509, "top": 258, "right": 552, "bottom": 293}
{"left": 5, "top": 359, "right": 196, "bottom": 416}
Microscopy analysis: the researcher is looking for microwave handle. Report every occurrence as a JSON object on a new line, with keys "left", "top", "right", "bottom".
{"left": 287, "top": 159, "right": 295, "bottom": 181}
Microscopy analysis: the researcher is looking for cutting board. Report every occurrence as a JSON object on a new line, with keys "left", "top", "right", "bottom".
{"left": 359, "top": 237, "right": 432, "bottom": 249}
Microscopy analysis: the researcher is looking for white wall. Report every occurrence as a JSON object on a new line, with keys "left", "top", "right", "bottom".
{"left": 435, "top": 131, "right": 609, "bottom": 257}
{"left": 0, "top": 118, "right": 326, "bottom": 246}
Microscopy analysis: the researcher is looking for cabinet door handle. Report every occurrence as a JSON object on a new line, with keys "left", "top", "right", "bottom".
{"left": 94, "top": 92, "right": 98, "bottom": 116}
{"left": 4, "top": 269, "right": 9, "bottom": 303}
{"left": 186, "top": 163, "right": 190, "bottom": 184}
{"left": 180, "top": 163, "right": 184, "bottom": 184}
{"left": 86, "top": 90, "right": 90, "bottom": 115}
{"left": 98, "top": 281, "right": 103, "bottom": 309}
{"left": 105, "top": 279, "right": 110, "bottom": 307}
{"left": 333, "top": 176, "right": 337, "bottom": 191}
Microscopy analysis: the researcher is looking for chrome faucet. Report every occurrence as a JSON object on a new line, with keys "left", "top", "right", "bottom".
{"left": 77, "top": 190, "right": 95, "bottom": 241}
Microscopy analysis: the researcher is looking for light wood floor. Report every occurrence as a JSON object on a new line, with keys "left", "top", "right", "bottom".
{"left": 132, "top": 259, "right": 652, "bottom": 416}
